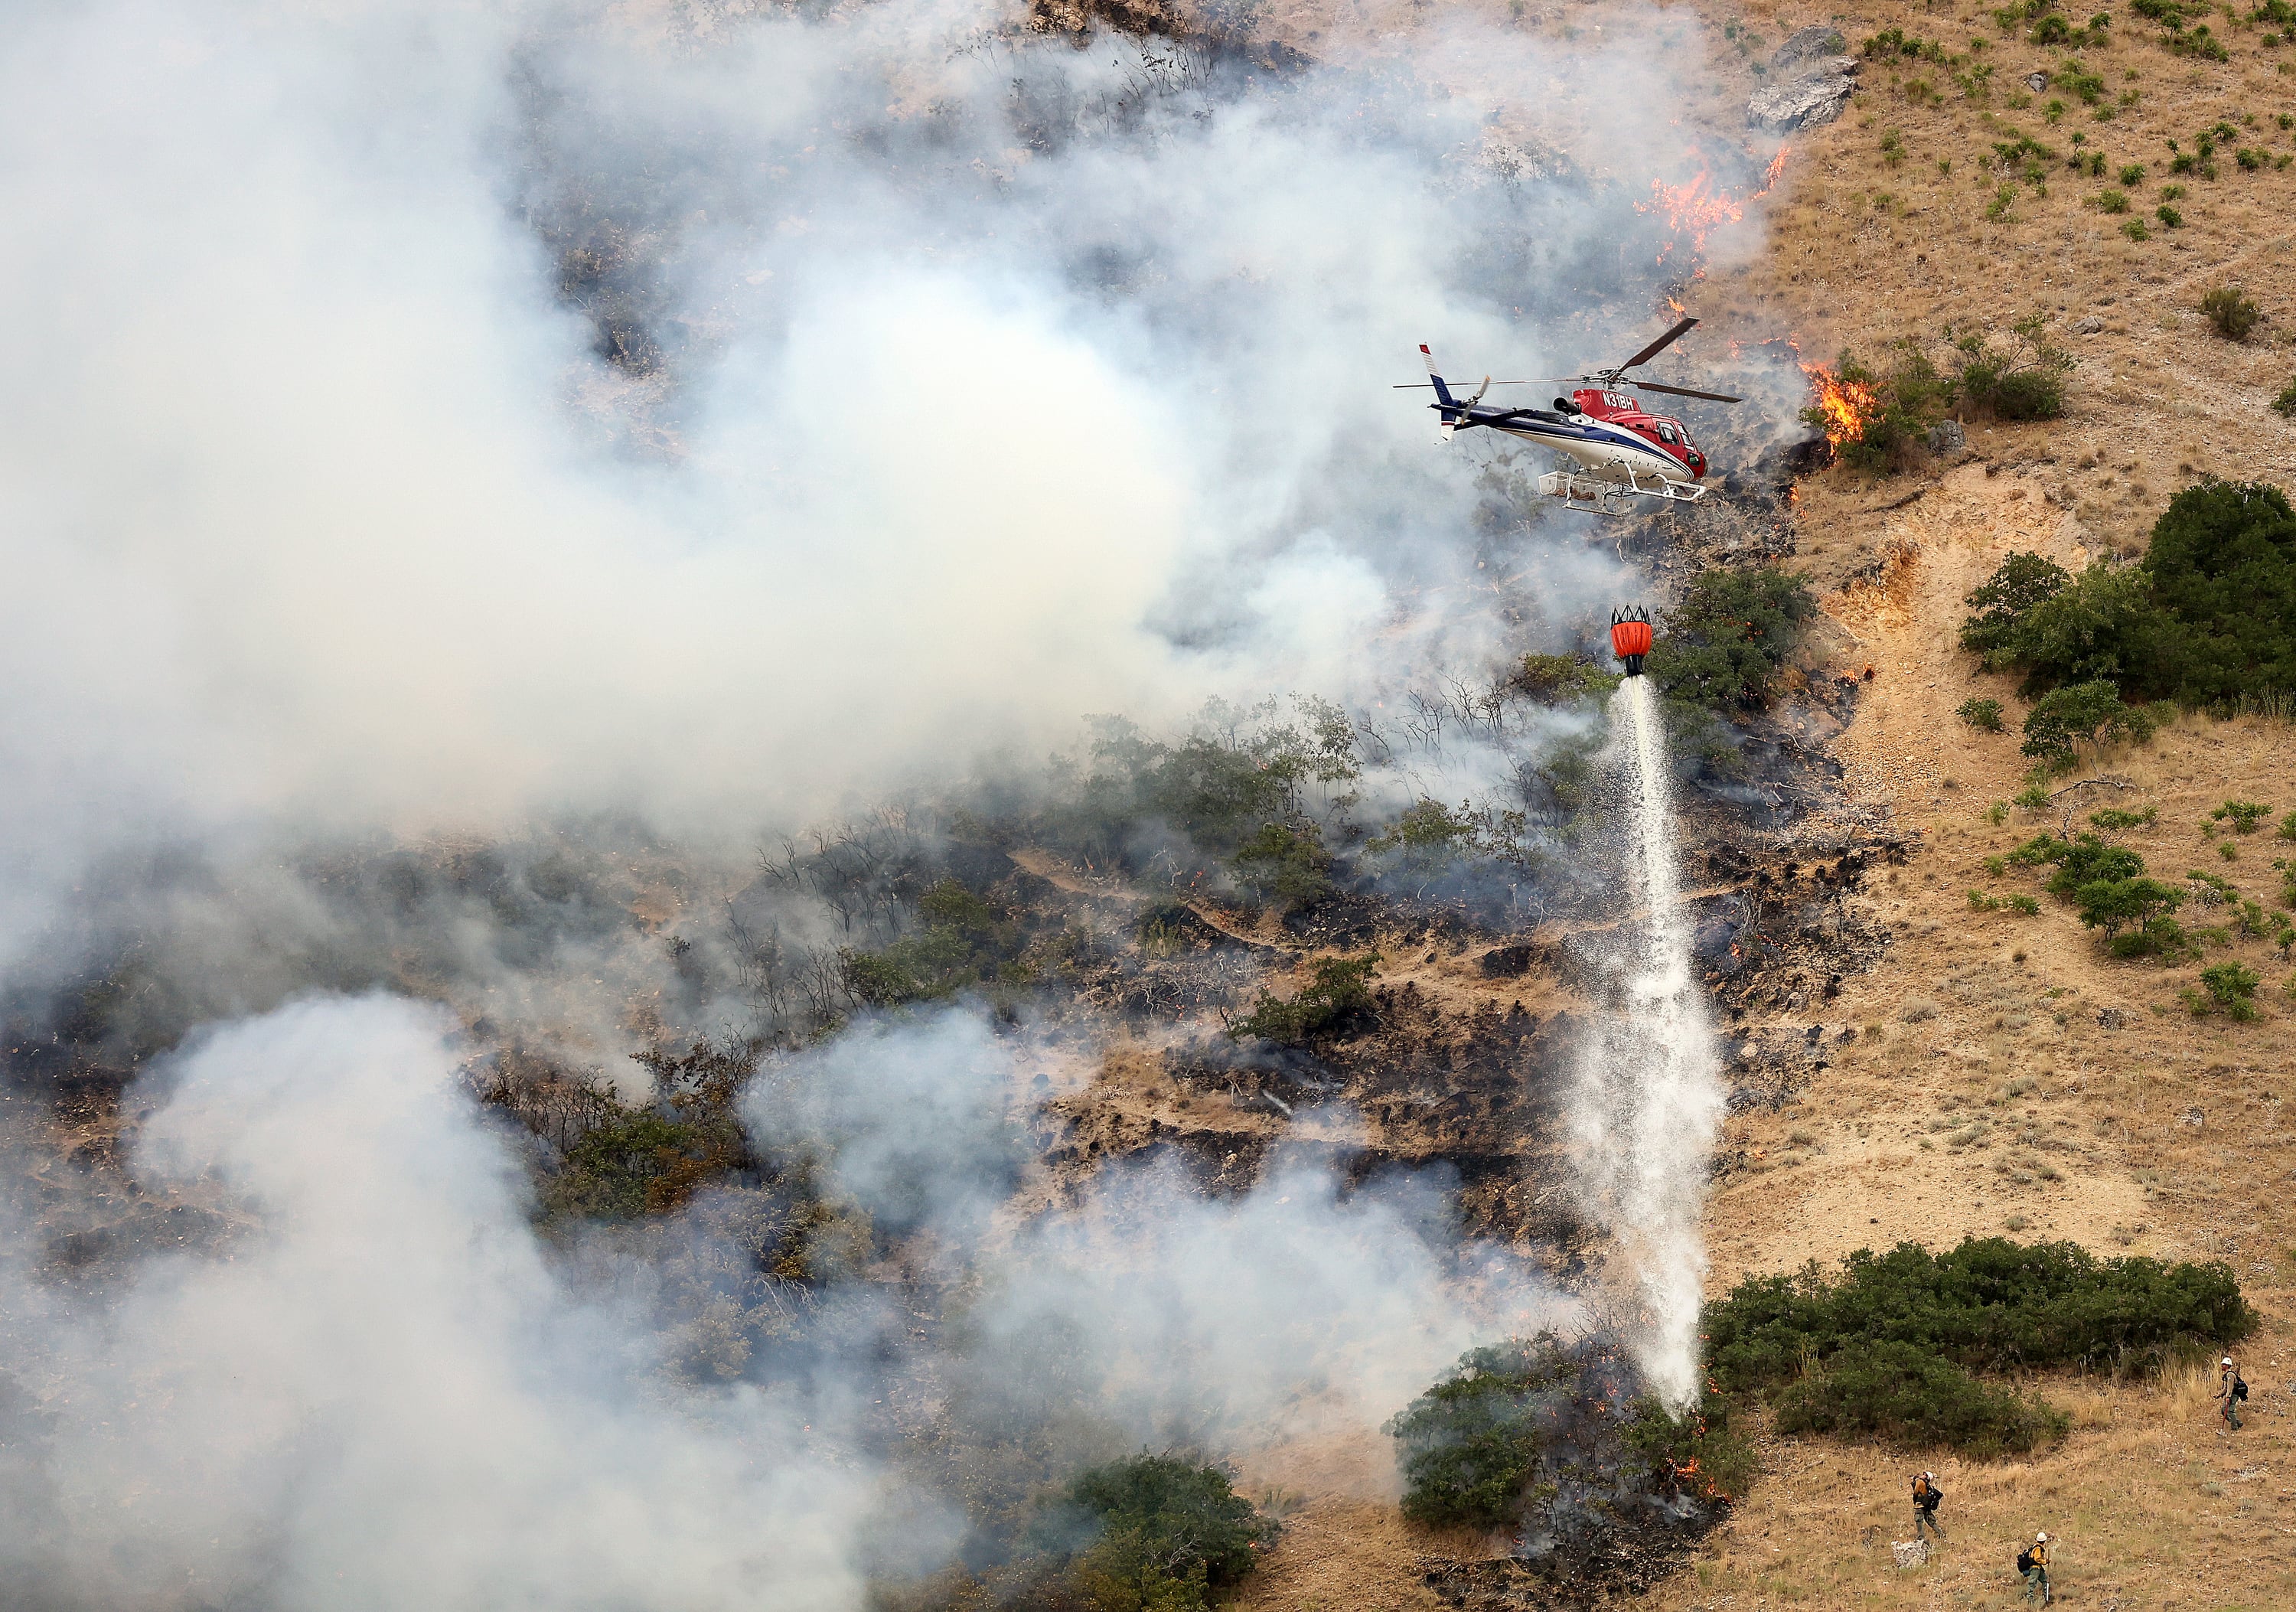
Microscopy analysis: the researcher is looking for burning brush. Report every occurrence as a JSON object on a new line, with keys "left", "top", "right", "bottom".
{"left": 1799, "top": 358, "right": 1881, "bottom": 451}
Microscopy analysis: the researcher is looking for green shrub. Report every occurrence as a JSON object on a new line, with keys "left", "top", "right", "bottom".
{"left": 1038, "top": 1454, "right": 1274, "bottom": 1612}
{"left": 1962, "top": 551, "right": 2070, "bottom": 662}
{"left": 1231, "top": 819, "right": 1335, "bottom": 909}
{"left": 1511, "top": 654, "right": 1619, "bottom": 705}
{"left": 1228, "top": 954, "right": 1378, "bottom": 1044}
{"left": 2122, "top": 217, "right": 2150, "bottom": 240}
{"left": 2022, "top": 680, "right": 2159, "bottom": 760}
{"left": 2109, "top": 914, "right": 2190, "bottom": 958}
{"left": 2073, "top": 875, "right": 2186, "bottom": 939}
{"left": 2212, "top": 800, "right": 2272, "bottom": 834}
{"left": 2274, "top": 380, "right": 2296, "bottom": 418}
{"left": 2144, "top": 482, "right": 2296, "bottom": 706}
{"left": 2279, "top": 810, "right": 2296, "bottom": 840}
{"left": 1704, "top": 1238, "right": 2256, "bottom": 1402}
{"left": 2091, "top": 806, "right": 2157, "bottom": 830}
{"left": 1958, "top": 696, "right": 2007, "bottom": 730}
{"left": 1388, "top": 1337, "right": 1579, "bottom": 1528}
{"left": 2202, "top": 284, "right": 2262, "bottom": 340}
{"left": 2118, "top": 162, "right": 2146, "bottom": 184}
{"left": 2093, "top": 187, "right": 2129, "bottom": 212}
{"left": 1647, "top": 567, "right": 1818, "bottom": 713}
{"left": 1961, "top": 552, "right": 2175, "bottom": 693}
{"left": 1773, "top": 1339, "right": 2069, "bottom": 1457}
{"left": 1622, "top": 1395, "right": 1761, "bottom": 1501}
{"left": 2156, "top": 203, "right": 2183, "bottom": 229}
{"left": 2199, "top": 961, "right": 2263, "bottom": 1020}
{"left": 1953, "top": 318, "right": 2074, "bottom": 421}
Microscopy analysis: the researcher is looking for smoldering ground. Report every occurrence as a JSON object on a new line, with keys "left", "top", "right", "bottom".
{"left": 0, "top": 0, "right": 1798, "bottom": 1601}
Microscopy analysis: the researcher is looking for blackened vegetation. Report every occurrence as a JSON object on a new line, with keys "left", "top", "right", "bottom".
{"left": 1387, "top": 1334, "right": 1752, "bottom": 1608}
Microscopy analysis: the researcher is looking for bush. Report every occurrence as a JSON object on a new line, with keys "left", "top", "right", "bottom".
{"left": 2022, "top": 680, "right": 2159, "bottom": 760}
{"left": 2202, "top": 284, "right": 2262, "bottom": 341}
{"left": 2090, "top": 806, "right": 2157, "bottom": 831}
{"left": 2211, "top": 800, "right": 2272, "bottom": 834}
{"left": 1231, "top": 819, "right": 1335, "bottom": 909}
{"left": 1962, "top": 551, "right": 2071, "bottom": 662}
{"left": 2156, "top": 203, "right": 2183, "bottom": 230}
{"left": 2199, "top": 961, "right": 2263, "bottom": 1019}
{"left": 1388, "top": 1339, "right": 1575, "bottom": 1528}
{"left": 1805, "top": 348, "right": 1950, "bottom": 472}
{"left": 1962, "top": 552, "right": 2175, "bottom": 694}
{"left": 2118, "top": 162, "right": 2146, "bottom": 184}
{"left": 1038, "top": 1454, "right": 1274, "bottom": 1612}
{"left": 1958, "top": 696, "right": 2007, "bottom": 730}
{"left": 2093, "top": 187, "right": 2129, "bottom": 212}
{"left": 2073, "top": 875, "right": 2186, "bottom": 938}
{"left": 2275, "top": 380, "right": 2296, "bottom": 419}
{"left": 1511, "top": 653, "right": 1618, "bottom": 706}
{"left": 2142, "top": 482, "right": 2296, "bottom": 706}
{"left": 1953, "top": 317, "right": 2073, "bottom": 420}
{"left": 1647, "top": 567, "right": 1818, "bottom": 713}
{"left": 2122, "top": 217, "right": 2150, "bottom": 240}
{"left": 1622, "top": 1395, "right": 1761, "bottom": 1501}
{"left": 1228, "top": 954, "right": 1378, "bottom": 1044}
{"left": 1704, "top": 1238, "right": 2256, "bottom": 1397}
{"left": 1773, "top": 1339, "right": 2069, "bottom": 1457}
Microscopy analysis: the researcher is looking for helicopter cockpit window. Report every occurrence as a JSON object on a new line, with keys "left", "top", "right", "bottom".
{"left": 1655, "top": 423, "right": 1678, "bottom": 443}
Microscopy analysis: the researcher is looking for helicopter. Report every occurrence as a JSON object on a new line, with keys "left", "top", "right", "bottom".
{"left": 1397, "top": 317, "right": 1741, "bottom": 515}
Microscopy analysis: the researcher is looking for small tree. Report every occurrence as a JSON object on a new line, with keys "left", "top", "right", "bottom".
{"left": 2199, "top": 961, "right": 2262, "bottom": 1020}
{"left": 1231, "top": 819, "right": 1335, "bottom": 909}
{"left": 1647, "top": 568, "right": 1818, "bottom": 713}
{"left": 2021, "top": 680, "right": 2157, "bottom": 762}
{"left": 1961, "top": 551, "right": 2070, "bottom": 664}
{"left": 2073, "top": 875, "right": 2184, "bottom": 939}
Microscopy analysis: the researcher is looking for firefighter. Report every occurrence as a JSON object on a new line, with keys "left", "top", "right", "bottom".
{"left": 1910, "top": 1470, "right": 1944, "bottom": 1542}
{"left": 2017, "top": 1531, "right": 2050, "bottom": 1605}
{"left": 2218, "top": 1356, "right": 2247, "bottom": 1431}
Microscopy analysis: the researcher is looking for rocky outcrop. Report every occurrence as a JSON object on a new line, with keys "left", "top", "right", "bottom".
{"left": 1749, "top": 57, "right": 1860, "bottom": 131}
{"left": 1769, "top": 23, "right": 1848, "bottom": 71}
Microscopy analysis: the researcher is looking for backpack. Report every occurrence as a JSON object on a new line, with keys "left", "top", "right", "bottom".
{"left": 2234, "top": 1375, "right": 2249, "bottom": 1401}
{"left": 2017, "top": 1548, "right": 2035, "bottom": 1574}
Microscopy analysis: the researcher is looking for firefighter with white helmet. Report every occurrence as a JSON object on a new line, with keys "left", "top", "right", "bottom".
{"left": 2018, "top": 1530, "right": 2050, "bottom": 1604}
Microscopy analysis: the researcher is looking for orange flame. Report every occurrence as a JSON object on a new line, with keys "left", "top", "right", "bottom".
{"left": 1799, "top": 361, "right": 1880, "bottom": 449}
{"left": 1638, "top": 145, "right": 1790, "bottom": 268}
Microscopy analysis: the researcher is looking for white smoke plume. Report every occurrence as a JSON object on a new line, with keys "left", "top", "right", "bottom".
{"left": 1566, "top": 678, "right": 1724, "bottom": 1408}
{"left": 0, "top": 0, "right": 1772, "bottom": 951}
{"left": 0, "top": 0, "right": 1789, "bottom": 1596}
{"left": 1, "top": 996, "right": 1561, "bottom": 1607}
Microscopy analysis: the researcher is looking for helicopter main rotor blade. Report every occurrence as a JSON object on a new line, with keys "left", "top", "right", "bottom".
{"left": 1616, "top": 316, "right": 1699, "bottom": 374}
{"left": 1391, "top": 380, "right": 1536, "bottom": 389}
{"left": 1632, "top": 380, "right": 1743, "bottom": 403}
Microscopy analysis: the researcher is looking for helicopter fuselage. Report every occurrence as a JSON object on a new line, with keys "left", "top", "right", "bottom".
{"left": 1456, "top": 387, "right": 1707, "bottom": 485}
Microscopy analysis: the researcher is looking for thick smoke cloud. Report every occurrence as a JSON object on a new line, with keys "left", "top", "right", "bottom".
{"left": 1, "top": 0, "right": 1776, "bottom": 1599}
{"left": 2, "top": 996, "right": 1561, "bottom": 1607}
{"left": 0, "top": 0, "right": 1737, "bottom": 953}
{"left": 1, "top": 997, "right": 872, "bottom": 1611}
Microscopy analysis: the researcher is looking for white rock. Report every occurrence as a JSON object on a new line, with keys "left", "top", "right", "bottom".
{"left": 1749, "top": 62, "right": 1860, "bottom": 131}
{"left": 1893, "top": 1539, "right": 1931, "bottom": 1569}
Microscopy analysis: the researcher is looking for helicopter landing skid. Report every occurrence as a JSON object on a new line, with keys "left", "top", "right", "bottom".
{"left": 1537, "top": 468, "right": 1710, "bottom": 516}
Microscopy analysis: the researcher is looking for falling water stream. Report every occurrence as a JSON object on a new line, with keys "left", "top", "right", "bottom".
{"left": 1570, "top": 675, "right": 1725, "bottom": 1409}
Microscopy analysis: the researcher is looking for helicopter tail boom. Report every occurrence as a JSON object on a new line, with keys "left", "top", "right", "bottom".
{"left": 1418, "top": 344, "right": 1457, "bottom": 409}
